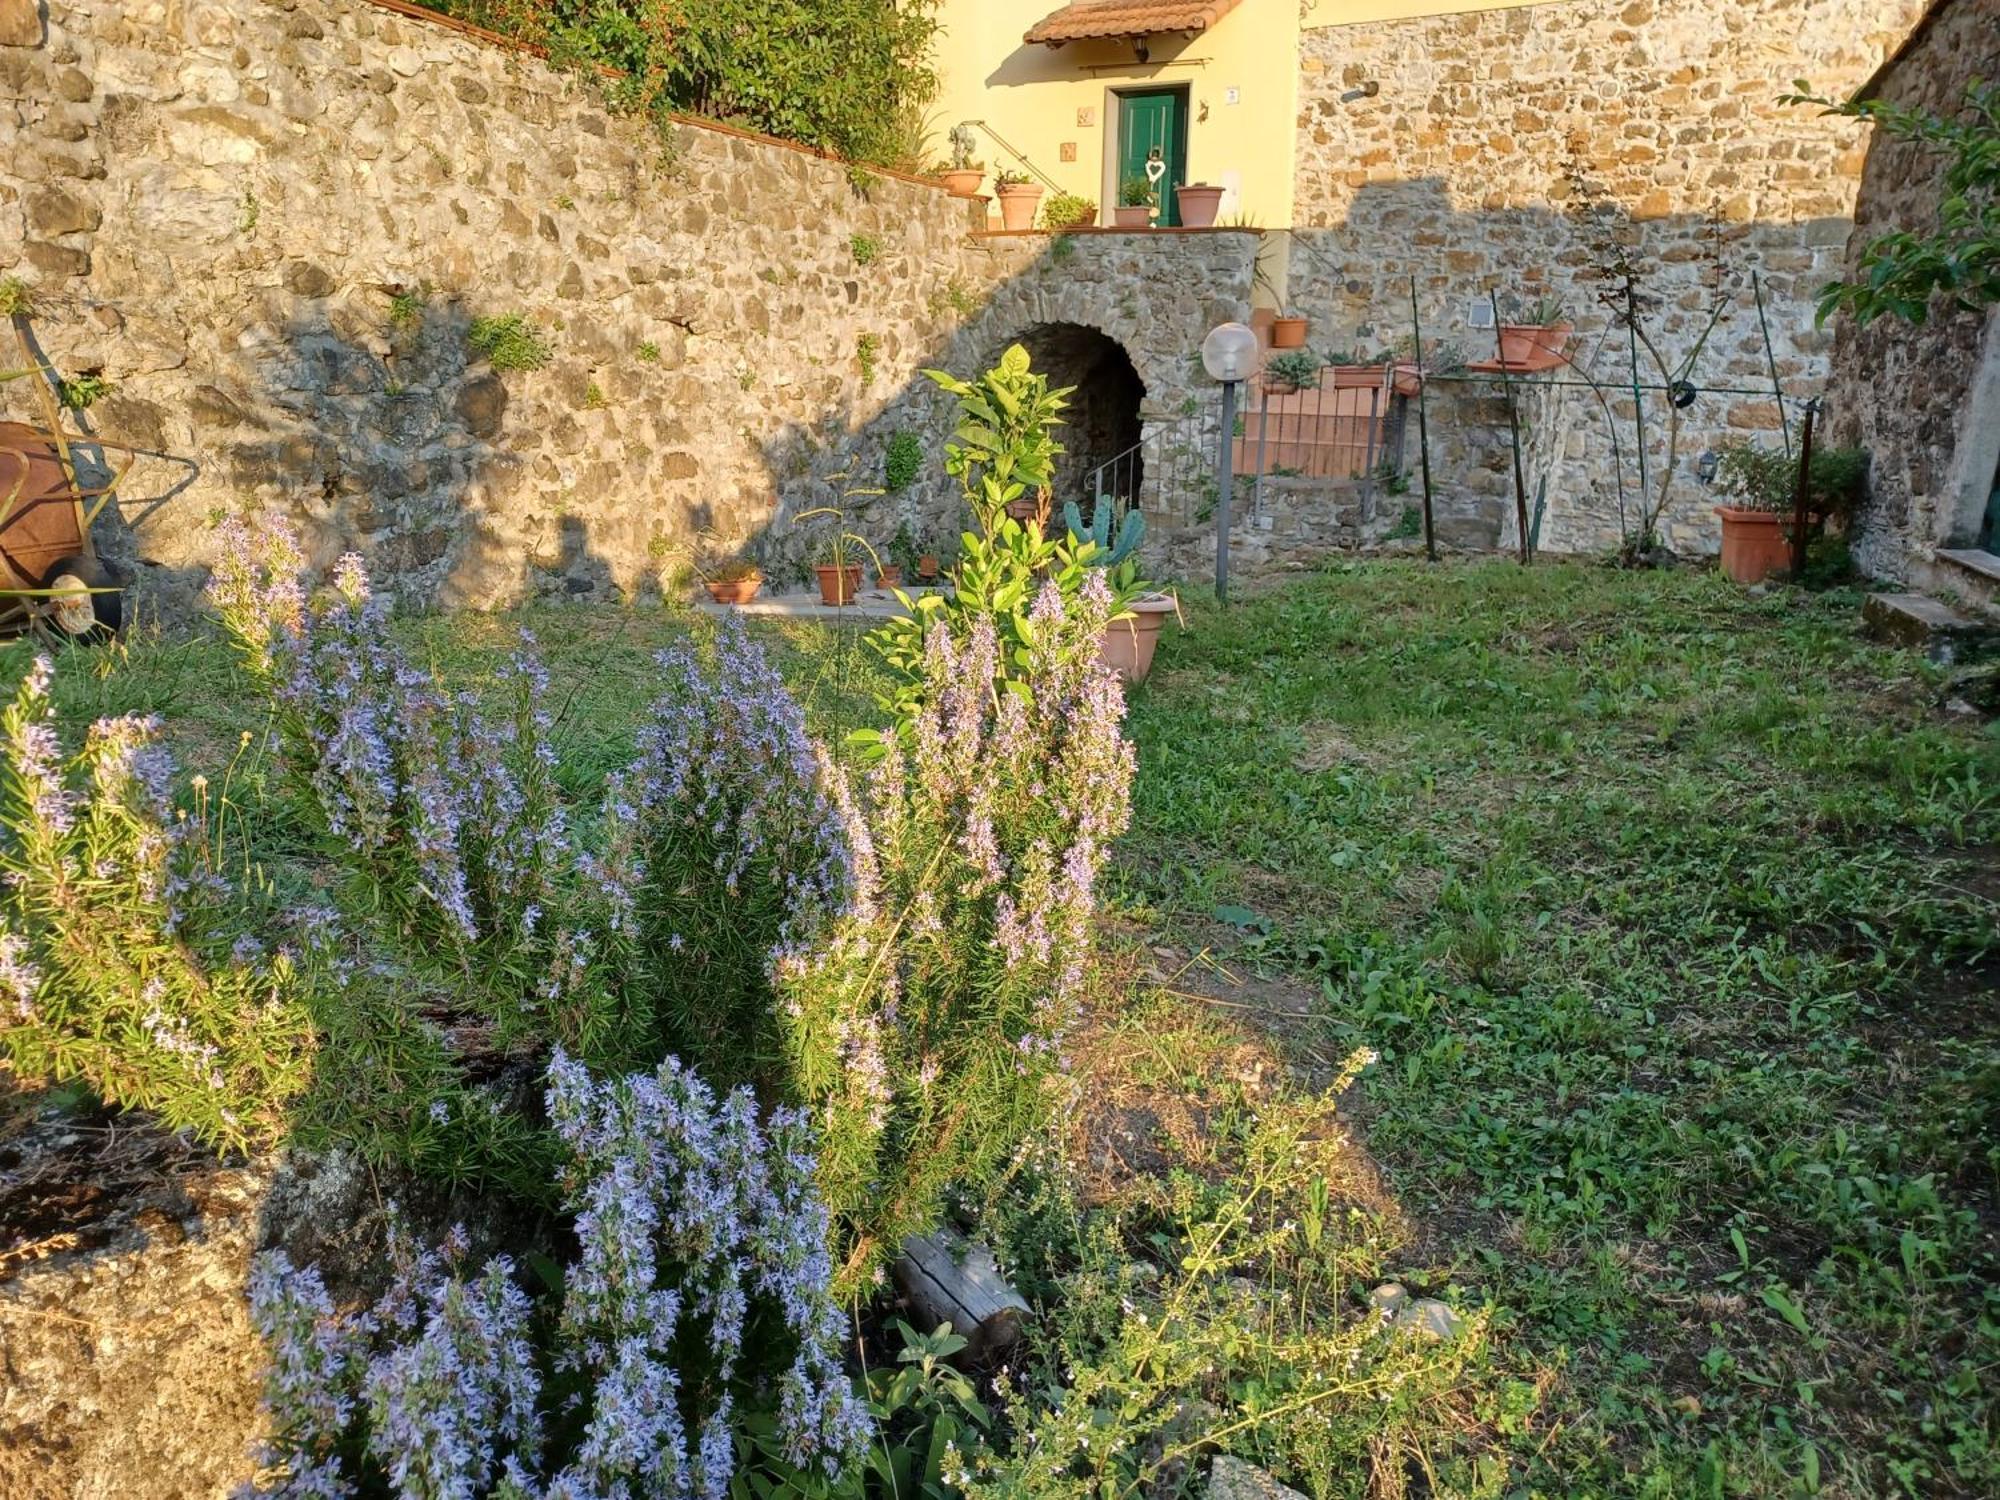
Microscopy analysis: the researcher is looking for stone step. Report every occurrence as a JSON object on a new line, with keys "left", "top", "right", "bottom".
{"left": 1861, "top": 591, "right": 1998, "bottom": 662}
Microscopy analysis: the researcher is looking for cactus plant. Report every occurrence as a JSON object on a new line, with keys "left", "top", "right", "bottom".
{"left": 1063, "top": 499, "right": 1146, "bottom": 566}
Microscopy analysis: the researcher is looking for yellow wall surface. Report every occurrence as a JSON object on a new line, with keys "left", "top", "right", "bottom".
{"left": 930, "top": 0, "right": 1304, "bottom": 227}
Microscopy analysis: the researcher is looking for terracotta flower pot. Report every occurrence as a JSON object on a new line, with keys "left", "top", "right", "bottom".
{"left": 1329, "top": 364, "right": 1392, "bottom": 390}
{"left": 814, "top": 563, "right": 863, "bottom": 606}
{"left": 1004, "top": 495, "right": 1043, "bottom": 524}
{"left": 995, "top": 182, "right": 1043, "bottom": 232}
{"left": 1270, "top": 316, "right": 1309, "bottom": 349}
{"left": 876, "top": 563, "right": 902, "bottom": 588}
{"left": 1496, "top": 323, "right": 1572, "bottom": 371}
{"left": 940, "top": 168, "right": 984, "bottom": 197}
{"left": 705, "top": 573, "right": 763, "bottom": 605}
{"left": 917, "top": 554, "right": 940, "bottom": 581}
{"left": 1099, "top": 594, "right": 1179, "bottom": 685}
{"left": 1391, "top": 362, "right": 1424, "bottom": 397}
{"left": 1175, "top": 183, "right": 1225, "bottom": 228}
{"left": 1715, "top": 506, "right": 1793, "bottom": 584}
{"left": 1113, "top": 205, "right": 1152, "bottom": 228}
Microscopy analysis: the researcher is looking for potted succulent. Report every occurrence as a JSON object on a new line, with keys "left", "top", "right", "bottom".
{"left": 940, "top": 124, "right": 984, "bottom": 197}
{"left": 993, "top": 169, "right": 1043, "bottom": 231}
{"left": 1175, "top": 181, "right": 1225, "bottom": 228}
{"left": 1496, "top": 295, "right": 1572, "bottom": 370}
{"left": 1269, "top": 310, "right": 1310, "bottom": 349}
{"left": 1062, "top": 500, "right": 1176, "bottom": 685}
{"left": 702, "top": 558, "right": 764, "bottom": 605}
{"left": 1114, "top": 177, "right": 1156, "bottom": 228}
{"left": 1102, "top": 593, "right": 1180, "bottom": 684}
{"left": 1711, "top": 441, "right": 1867, "bottom": 585}
{"left": 1262, "top": 349, "right": 1322, "bottom": 395}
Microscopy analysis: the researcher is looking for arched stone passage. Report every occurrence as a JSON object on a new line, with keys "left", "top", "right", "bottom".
{"left": 1005, "top": 322, "right": 1147, "bottom": 513}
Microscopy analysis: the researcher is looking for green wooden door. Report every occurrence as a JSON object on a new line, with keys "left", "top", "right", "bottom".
{"left": 1982, "top": 457, "right": 2000, "bottom": 548}
{"left": 1117, "top": 88, "right": 1188, "bottom": 226}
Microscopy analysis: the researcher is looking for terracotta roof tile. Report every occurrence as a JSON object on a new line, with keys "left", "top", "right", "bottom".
{"left": 1024, "top": 0, "right": 1244, "bottom": 46}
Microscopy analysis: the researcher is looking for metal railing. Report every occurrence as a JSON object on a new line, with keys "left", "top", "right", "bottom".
{"left": 1082, "top": 403, "right": 1212, "bottom": 527}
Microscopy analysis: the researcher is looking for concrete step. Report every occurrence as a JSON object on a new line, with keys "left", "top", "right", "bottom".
{"left": 1862, "top": 591, "right": 1998, "bottom": 662}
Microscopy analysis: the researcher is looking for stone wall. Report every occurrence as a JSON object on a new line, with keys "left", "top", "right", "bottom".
{"left": 0, "top": 0, "right": 1252, "bottom": 611}
{"left": 1287, "top": 0, "right": 1929, "bottom": 558}
{"left": 1827, "top": 0, "right": 2000, "bottom": 605}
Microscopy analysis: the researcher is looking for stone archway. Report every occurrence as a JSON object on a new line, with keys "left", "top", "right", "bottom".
{"left": 1006, "top": 322, "right": 1147, "bottom": 514}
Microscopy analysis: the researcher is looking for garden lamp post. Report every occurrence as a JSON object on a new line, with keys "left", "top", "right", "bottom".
{"left": 1200, "top": 321, "right": 1258, "bottom": 602}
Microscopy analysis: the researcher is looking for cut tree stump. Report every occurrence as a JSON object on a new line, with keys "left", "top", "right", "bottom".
{"left": 893, "top": 1227, "right": 1030, "bottom": 1361}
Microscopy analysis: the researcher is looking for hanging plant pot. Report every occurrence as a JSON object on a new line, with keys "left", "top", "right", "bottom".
{"left": 1496, "top": 323, "right": 1573, "bottom": 371}
{"left": 1270, "top": 316, "right": 1309, "bottom": 349}
{"left": 1714, "top": 507, "right": 1792, "bottom": 584}
{"left": 995, "top": 182, "right": 1043, "bottom": 232}
{"left": 1098, "top": 594, "right": 1180, "bottom": 685}
{"left": 705, "top": 572, "right": 764, "bottom": 605}
{"left": 940, "top": 168, "right": 984, "bottom": 197}
{"left": 814, "top": 563, "right": 863, "bottom": 606}
{"left": 1391, "top": 363, "right": 1424, "bottom": 398}
{"left": 1003, "top": 495, "right": 1044, "bottom": 523}
{"left": 1328, "top": 364, "right": 1393, "bottom": 390}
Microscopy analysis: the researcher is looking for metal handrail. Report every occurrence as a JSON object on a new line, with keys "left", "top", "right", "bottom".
{"left": 956, "top": 119, "right": 1066, "bottom": 194}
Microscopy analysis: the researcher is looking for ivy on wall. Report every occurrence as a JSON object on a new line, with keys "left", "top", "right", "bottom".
{"left": 430, "top": 0, "right": 940, "bottom": 167}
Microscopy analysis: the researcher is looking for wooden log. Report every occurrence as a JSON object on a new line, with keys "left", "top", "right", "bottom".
{"left": 892, "top": 1227, "right": 1031, "bottom": 1361}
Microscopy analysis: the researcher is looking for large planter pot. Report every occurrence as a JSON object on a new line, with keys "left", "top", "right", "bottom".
{"left": 705, "top": 573, "right": 763, "bottom": 606}
{"left": 814, "top": 563, "right": 863, "bottom": 606}
{"left": 1175, "top": 183, "right": 1225, "bottom": 228}
{"left": 1329, "top": 364, "right": 1393, "bottom": 390}
{"left": 940, "top": 168, "right": 984, "bottom": 197}
{"left": 1715, "top": 507, "right": 1793, "bottom": 584}
{"left": 1496, "top": 323, "right": 1572, "bottom": 371}
{"left": 1112, "top": 205, "right": 1152, "bottom": 228}
{"left": 1270, "top": 316, "right": 1309, "bottom": 349}
{"left": 1099, "top": 595, "right": 1179, "bottom": 685}
{"left": 995, "top": 183, "right": 1043, "bottom": 231}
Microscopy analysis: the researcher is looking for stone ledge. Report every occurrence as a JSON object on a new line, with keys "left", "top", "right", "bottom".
{"left": 1862, "top": 591, "right": 1998, "bottom": 662}
{"left": 1938, "top": 548, "right": 2000, "bottom": 586}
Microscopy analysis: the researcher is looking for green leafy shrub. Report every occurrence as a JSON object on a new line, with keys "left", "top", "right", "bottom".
{"left": 923, "top": 344, "right": 1070, "bottom": 533}
{"left": 0, "top": 658, "right": 313, "bottom": 1150}
{"left": 1042, "top": 192, "right": 1096, "bottom": 229}
{"left": 1118, "top": 176, "right": 1156, "bottom": 209}
{"left": 55, "top": 372, "right": 112, "bottom": 410}
{"left": 856, "top": 331, "right": 881, "bottom": 387}
{"left": 882, "top": 428, "right": 922, "bottom": 494}
{"left": 438, "top": 0, "right": 939, "bottom": 165}
{"left": 1715, "top": 442, "right": 1868, "bottom": 518}
{"left": 851, "top": 232, "right": 882, "bottom": 266}
{"left": 466, "top": 313, "right": 552, "bottom": 371}
{"left": 1265, "top": 350, "right": 1323, "bottom": 390}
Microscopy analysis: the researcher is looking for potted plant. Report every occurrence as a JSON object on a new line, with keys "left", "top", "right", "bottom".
{"left": 916, "top": 530, "right": 943, "bottom": 583}
{"left": 1043, "top": 192, "right": 1097, "bottom": 230}
{"left": 1176, "top": 182, "right": 1225, "bottom": 228}
{"left": 993, "top": 169, "right": 1043, "bottom": 232}
{"left": 1263, "top": 350, "right": 1322, "bottom": 395}
{"left": 702, "top": 558, "right": 764, "bottom": 605}
{"left": 1270, "top": 310, "right": 1310, "bottom": 349}
{"left": 1102, "top": 593, "right": 1180, "bottom": 684}
{"left": 940, "top": 124, "right": 984, "bottom": 197}
{"left": 1114, "top": 177, "right": 1156, "bottom": 228}
{"left": 1496, "top": 295, "right": 1572, "bottom": 370}
{"left": 1711, "top": 441, "right": 1867, "bottom": 584}
{"left": 887, "top": 519, "right": 922, "bottom": 587}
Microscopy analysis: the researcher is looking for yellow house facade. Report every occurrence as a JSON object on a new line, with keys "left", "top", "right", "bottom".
{"left": 927, "top": 0, "right": 1541, "bottom": 230}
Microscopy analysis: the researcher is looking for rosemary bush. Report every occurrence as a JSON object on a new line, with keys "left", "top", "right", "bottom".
{"left": 246, "top": 1051, "right": 868, "bottom": 1499}
{"left": 0, "top": 658, "right": 313, "bottom": 1151}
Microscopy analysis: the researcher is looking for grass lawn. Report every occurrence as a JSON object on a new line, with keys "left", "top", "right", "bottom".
{"left": 1115, "top": 559, "right": 1998, "bottom": 1497}
{"left": 5, "top": 558, "right": 1994, "bottom": 1496}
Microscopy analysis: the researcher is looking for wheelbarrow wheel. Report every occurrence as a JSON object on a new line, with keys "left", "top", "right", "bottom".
{"left": 41, "top": 554, "right": 122, "bottom": 637}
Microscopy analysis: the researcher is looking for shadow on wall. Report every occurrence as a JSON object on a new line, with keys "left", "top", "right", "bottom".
{"left": 1281, "top": 174, "right": 1852, "bottom": 556}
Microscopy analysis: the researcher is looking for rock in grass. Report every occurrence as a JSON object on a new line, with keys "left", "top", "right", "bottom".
{"left": 1207, "top": 1454, "right": 1310, "bottom": 1500}
{"left": 1398, "top": 1296, "right": 1464, "bottom": 1341}
{"left": 1367, "top": 1280, "right": 1409, "bottom": 1320}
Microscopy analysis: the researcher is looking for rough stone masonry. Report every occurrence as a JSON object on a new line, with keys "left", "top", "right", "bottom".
{"left": 0, "top": 0, "right": 1248, "bottom": 612}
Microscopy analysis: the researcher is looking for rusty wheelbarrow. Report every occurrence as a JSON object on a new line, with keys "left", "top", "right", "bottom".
{"left": 0, "top": 419, "right": 134, "bottom": 637}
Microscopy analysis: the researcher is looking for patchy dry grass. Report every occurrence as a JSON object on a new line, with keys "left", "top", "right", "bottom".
{"left": 1115, "top": 558, "right": 1999, "bottom": 1497}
